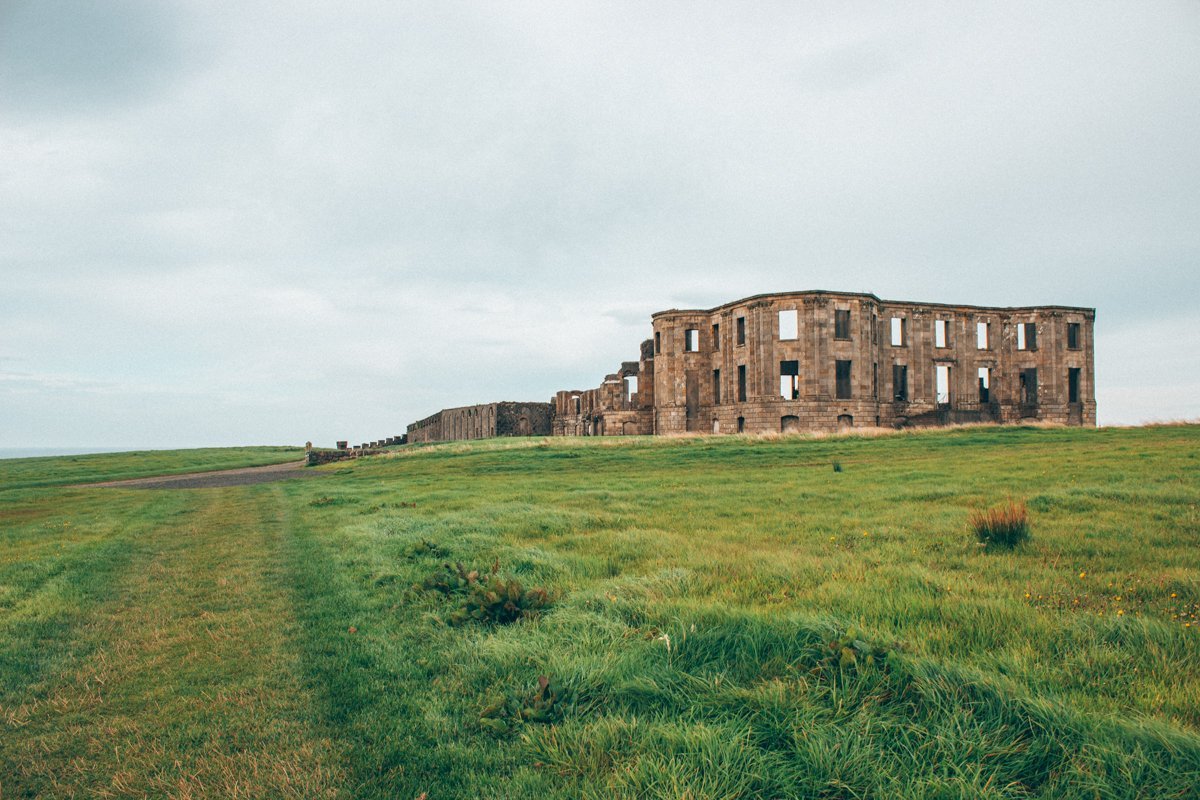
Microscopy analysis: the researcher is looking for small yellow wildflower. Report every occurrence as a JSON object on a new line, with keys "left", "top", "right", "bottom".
{"left": 1079, "top": 571, "right": 1086, "bottom": 579}
{"left": 1171, "top": 593, "right": 1178, "bottom": 598}
{"left": 1024, "top": 592, "right": 1031, "bottom": 599}
{"left": 1117, "top": 610, "right": 1124, "bottom": 616}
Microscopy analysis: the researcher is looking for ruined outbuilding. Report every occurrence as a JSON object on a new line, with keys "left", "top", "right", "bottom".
{"left": 406, "top": 402, "right": 552, "bottom": 444}
{"left": 553, "top": 290, "right": 1096, "bottom": 436}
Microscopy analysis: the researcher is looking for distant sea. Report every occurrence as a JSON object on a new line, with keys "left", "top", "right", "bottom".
{"left": 0, "top": 447, "right": 125, "bottom": 460}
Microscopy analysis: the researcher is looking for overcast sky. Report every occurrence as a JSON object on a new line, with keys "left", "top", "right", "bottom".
{"left": 1, "top": 1, "right": 1198, "bottom": 449}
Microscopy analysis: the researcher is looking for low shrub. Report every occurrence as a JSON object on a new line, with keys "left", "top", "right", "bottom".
{"left": 417, "top": 561, "right": 553, "bottom": 625}
{"left": 970, "top": 499, "right": 1030, "bottom": 550}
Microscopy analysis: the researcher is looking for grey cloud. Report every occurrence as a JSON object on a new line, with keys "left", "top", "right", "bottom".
{"left": 0, "top": 0, "right": 190, "bottom": 117}
{"left": 1, "top": 1, "right": 1197, "bottom": 447}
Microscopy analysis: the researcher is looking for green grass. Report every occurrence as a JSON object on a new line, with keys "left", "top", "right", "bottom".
{"left": 1, "top": 426, "right": 1198, "bottom": 798}
{"left": 0, "top": 445, "right": 303, "bottom": 490}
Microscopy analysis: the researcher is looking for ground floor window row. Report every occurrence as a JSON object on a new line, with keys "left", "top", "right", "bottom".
{"left": 707, "top": 363, "right": 1085, "bottom": 405}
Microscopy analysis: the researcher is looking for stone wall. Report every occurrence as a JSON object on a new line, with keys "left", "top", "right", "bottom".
{"left": 406, "top": 401, "right": 553, "bottom": 444}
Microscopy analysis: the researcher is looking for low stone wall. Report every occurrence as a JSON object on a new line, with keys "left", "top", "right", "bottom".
{"left": 306, "top": 448, "right": 384, "bottom": 466}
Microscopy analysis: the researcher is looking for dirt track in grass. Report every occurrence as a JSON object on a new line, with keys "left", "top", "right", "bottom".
{"left": 81, "top": 460, "right": 322, "bottom": 489}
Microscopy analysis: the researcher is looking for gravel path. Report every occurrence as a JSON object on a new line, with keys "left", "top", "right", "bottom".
{"left": 84, "top": 460, "right": 324, "bottom": 489}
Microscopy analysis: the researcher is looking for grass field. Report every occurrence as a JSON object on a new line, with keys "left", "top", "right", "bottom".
{"left": 1, "top": 426, "right": 1198, "bottom": 798}
{"left": 0, "top": 446, "right": 303, "bottom": 490}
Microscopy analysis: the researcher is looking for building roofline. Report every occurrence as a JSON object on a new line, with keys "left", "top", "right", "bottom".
{"left": 650, "top": 290, "right": 1095, "bottom": 319}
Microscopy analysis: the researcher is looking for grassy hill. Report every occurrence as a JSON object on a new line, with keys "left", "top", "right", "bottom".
{"left": 1, "top": 426, "right": 1197, "bottom": 798}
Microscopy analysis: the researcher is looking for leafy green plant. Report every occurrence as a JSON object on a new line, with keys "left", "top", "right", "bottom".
{"left": 477, "top": 675, "right": 561, "bottom": 735}
{"left": 520, "top": 674, "right": 560, "bottom": 724}
{"left": 405, "top": 538, "right": 445, "bottom": 559}
{"left": 822, "top": 627, "right": 896, "bottom": 671}
{"left": 970, "top": 499, "right": 1031, "bottom": 550}
{"left": 417, "top": 561, "right": 553, "bottom": 625}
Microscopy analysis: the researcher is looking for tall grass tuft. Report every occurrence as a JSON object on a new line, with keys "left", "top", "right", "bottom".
{"left": 970, "top": 499, "right": 1030, "bottom": 549}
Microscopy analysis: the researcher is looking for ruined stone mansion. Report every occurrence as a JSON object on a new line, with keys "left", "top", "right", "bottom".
{"left": 405, "top": 290, "right": 1096, "bottom": 442}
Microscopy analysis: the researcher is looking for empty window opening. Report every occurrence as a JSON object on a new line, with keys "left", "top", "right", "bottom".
{"left": 936, "top": 365, "right": 951, "bottom": 405}
{"left": 712, "top": 418, "right": 720, "bottom": 434}
{"left": 893, "top": 364, "right": 908, "bottom": 402}
{"left": 779, "top": 360, "right": 800, "bottom": 399}
{"left": 837, "top": 414, "right": 854, "bottom": 432}
{"left": 1020, "top": 368, "right": 1038, "bottom": 405}
{"left": 572, "top": 395, "right": 581, "bottom": 415}
{"left": 890, "top": 317, "right": 906, "bottom": 346}
{"left": 737, "top": 416, "right": 745, "bottom": 433}
{"left": 712, "top": 369, "right": 721, "bottom": 405}
{"left": 871, "top": 313, "right": 878, "bottom": 344}
{"left": 684, "top": 328, "right": 699, "bottom": 352}
{"left": 779, "top": 309, "right": 798, "bottom": 340}
{"left": 736, "top": 316, "right": 746, "bottom": 345}
{"left": 781, "top": 415, "right": 800, "bottom": 433}
{"left": 1067, "top": 322, "right": 1080, "bottom": 350}
{"left": 835, "top": 309, "right": 854, "bottom": 340}
{"left": 654, "top": 331, "right": 661, "bottom": 354}
{"left": 1068, "top": 367, "right": 1080, "bottom": 403}
{"left": 835, "top": 309, "right": 851, "bottom": 340}
{"left": 978, "top": 367, "right": 991, "bottom": 404}
{"left": 712, "top": 323, "right": 720, "bottom": 350}
{"left": 1017, "top": 322, "right": 1037, "bottom": 351}
{"left": 872, "top": 362, "right": 878, "bottom": 399}
{"left": 977, "top": 321, "right": 989, "bottom": 350}
{"left": 935, "top": 319, "right": 949, "bottom": 348}
{"left": 737, "top": 365, "right": 747, "bottom": 402}
{"left": 836, "top": 360, "right": 852, "bottom": 400}
{"left": 624, "top": 375, "right": 638, "bottom": 402}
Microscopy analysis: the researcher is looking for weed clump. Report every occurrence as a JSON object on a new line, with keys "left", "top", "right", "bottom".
{"left": 823, "top": 627, "right": 897, "bottom": 671}
{"left": 478, "top": 674, "right": 562, "bottom": 734}
{"left": 970, "top": 499, "right": 1031, "bottom": 550}
{"left": 418, "top": 561, "right": 552, "bottom": 625}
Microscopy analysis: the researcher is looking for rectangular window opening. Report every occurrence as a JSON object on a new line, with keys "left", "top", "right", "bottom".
{"left": 977, "top": 321, "right": 989, "bottom": 350}
{"left": 737, "top": 365, "right": 747, "bottom": 402}
{"left": 978, "top": 367, "right": 990, "bottom": 404}
{"left": 935, "top": 319, "right": 949, "bottom": 348}
{"left": 624, "top": 375, "right": 638, "bottom": 402}
{"left": 836, "top": 360, "right": 852, "bottom": 400}
{"left": 890, "top": 317, "right": 906, "bottom": 346}
{"left": 1068, "top": 367, "right": 1080, "bottom": 403}
{"left": 712, "top": 369, "right": 721, "bottom": 405}
{"left": 893, "top": 364, "right": 908, "bottom": 402}
{"left": 1067, "top": 322, "right": 1080, "bottom": 350}
{"left": 1020, "top": 368, "right": 1038, "bottom": 405}
{"left": 834, "top": 309, "right": 850, "bottom": 340}
{"left": 684, "top": 328, "right": 699, "bottom": 352}
{"left": 654, "top": 331, "right": 661, "bottom": 354}
{"left": 779, "top": 360, "right": 799, "bottom": 400}
{"left": 712, "top": 323, "right": 720, "bottom": 350}
{"left": 736, "top": 316, "right": 746, "bottom": 346}
{"left": 778, "top": 309, "right": 798, "bottom": 340}
{"left": 936, "top": 365, "right": 951, "bottom": 405}
{"left": 1018, "top": 322, "right": 1037, "bottom": 351}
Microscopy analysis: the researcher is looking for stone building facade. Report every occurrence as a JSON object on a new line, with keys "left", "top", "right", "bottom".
{"left": 556, "top": 290, "right": 1095, "bottom": 436}
{"left": 551, "top": 339, "right": 656, "bottom": 436}
{"left": 406, "top": 402, "right": 552, "bottom": 444}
